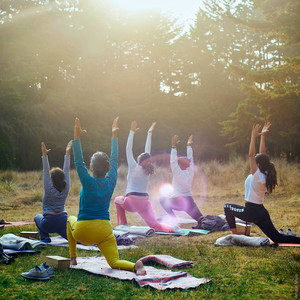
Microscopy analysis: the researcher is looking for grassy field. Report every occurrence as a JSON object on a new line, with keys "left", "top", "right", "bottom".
{"left": 0, "top": 158, "right": 299, "bottom": 299}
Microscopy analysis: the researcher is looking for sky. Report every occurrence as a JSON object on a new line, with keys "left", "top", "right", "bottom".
{"left": 110, "top": 0, "right": 204, "bottom": 29}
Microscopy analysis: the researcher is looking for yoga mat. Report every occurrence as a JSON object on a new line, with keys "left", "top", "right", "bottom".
{"left": 72, "top": 256, "right": 211, "bottom": 290}
{"left": 49, "top": 236, "right": 138, "bottom": 251}
{"left": 1, "top": 221, "right": 35, "bottom": 227}
{"left": 156, "top": 228, "right": 210, "bottom": 236}
{"left": 269, "top": 239, "right": 300, "bottom": 247}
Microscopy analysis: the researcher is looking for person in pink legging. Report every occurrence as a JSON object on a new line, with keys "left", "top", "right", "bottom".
{"left": 114, "top": 121, "right": 173, "bottom": 232}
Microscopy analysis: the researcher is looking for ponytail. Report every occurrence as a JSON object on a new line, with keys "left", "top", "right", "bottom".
{"left": 266, "top": 162, "right": 277, "bottom": 193}
{"left": 255, "top": 153, "right": 277, "bottom": 193}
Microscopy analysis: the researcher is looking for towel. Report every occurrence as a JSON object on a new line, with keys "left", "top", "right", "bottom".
{"left": 215, "top": 234, "right": 270, "bottom": 247}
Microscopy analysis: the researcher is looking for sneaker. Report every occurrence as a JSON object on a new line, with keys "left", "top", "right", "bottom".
{"left": 21, "top": 265, "right": 50, "bottom": 280}
{"left": 286, "top": 228, "right": 296, "bottom": 236}
{"left": 0, "top": 253, "right": 13, "bottom": 265}
{"left": 39, "top": 262, "right": 54, "bottom": 278}
{"left": 278, "top": 228, "right": 285, "bottom": 235}
{"left": 40, "top": 238, "right": 51, "bottom": 243}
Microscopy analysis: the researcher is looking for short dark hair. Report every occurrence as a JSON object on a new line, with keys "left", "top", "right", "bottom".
{"left": 177, "top": 157, "right": 191, "bottom": 170}
{"left": 50, "top": 168, "right": 66, "bottom": 192}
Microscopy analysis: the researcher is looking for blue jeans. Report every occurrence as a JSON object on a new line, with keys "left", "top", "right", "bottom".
{"left": 34, "top": 213, "right": 68, "bottom": 240}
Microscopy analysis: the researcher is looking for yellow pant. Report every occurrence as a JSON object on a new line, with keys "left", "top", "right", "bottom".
{"left": 67, "top": 216, "right": 135, "bottom": 272}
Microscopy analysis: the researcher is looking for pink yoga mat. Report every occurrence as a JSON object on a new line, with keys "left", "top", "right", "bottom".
{"left": 2, "top": 221, "right": 35, "bottom": 227}
{"left": 72, "top": 256, "right": 211, "bottom": 290}
{"left": 269, "top": 239, "right": 300, "bottom": 247}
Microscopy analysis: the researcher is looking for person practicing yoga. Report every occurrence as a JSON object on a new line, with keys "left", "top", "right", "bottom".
{"left": 224, "top": 122, "right": 300, "bottom": 244}
{"left": 34, "top": 140, "right": 72, "bottom": 243}
{"left": 160, "top": 135, "right": 203, "bottom": 223}
{"left": 67, "top": 117, "right": 146, "bottom": 275}
{"left": 114, "top": 121, "right": 173, "bottom": 232}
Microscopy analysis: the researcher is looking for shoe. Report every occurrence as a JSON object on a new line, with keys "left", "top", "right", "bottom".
{"left": 0, "top": 253, "right": 13, "bottom": 265}
{"left": 278, "top": 228, "right": 285, "bottom": 234}
{"left": 39, "top": 262, "right": 54, "bottom": 278}
{"left": 21, "top": 265, "right": 50, "bottom": 280}
{"left": 286, "top": 228, "right": 296, "bottom": 236}
{"left": 40, "top": 238, "right": 51, "bottom": 243}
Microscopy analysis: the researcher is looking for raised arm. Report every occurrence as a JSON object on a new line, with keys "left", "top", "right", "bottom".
{"left": 41, "top": 142, "right": 52, "bottom": 192}
{"left": 126, "top": 121, "right": 139, "bottom": 170}
{"left": 72, "top": 118, "right": 92, "bottom": 188}
{"left": 259, "top": 122, "right": 271, "bottom": 154}
{"left": 106, "top": 117, "right": 119, "bottom": 187}
{"left": 249, "top": 124, "right": 261, "bottom": 174}
{"left": 170, "top": 135, "right": 180, "bottom": 172}
{"left": 145, "top": 122, "right": 156, "bottom": 154}
{"left": 187, "top": 135, "right": 194, "bottom": 174}
{"left": 63, "top": 140, "right": 72, "bottom": 189}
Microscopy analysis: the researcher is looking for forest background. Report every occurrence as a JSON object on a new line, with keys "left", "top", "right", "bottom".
{"left": 0, "top": 0, "right": 299, "bottom": 170}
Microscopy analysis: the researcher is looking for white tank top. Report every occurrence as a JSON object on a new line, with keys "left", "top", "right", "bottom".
{"left": 245, "top": 168, "right": 267, "bottom": 205}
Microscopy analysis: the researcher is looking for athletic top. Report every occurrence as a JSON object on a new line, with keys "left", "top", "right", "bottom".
{"left": 72, "top": 138, "right": 118, "bottom": 221}
{"left": 125, "top": 130, "right": 152, "bottom": 195}
{"left": 170, "top": 146, "right": 194, "bottom": 197}
{"left": 245, "top": 168, "right": 267, "bottom": 205}
{"left": 42, "top": 155, "right": 70, "bottom": 215}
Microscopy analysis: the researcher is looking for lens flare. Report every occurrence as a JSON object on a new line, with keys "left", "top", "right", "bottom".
{"left": 159, "top": 183, "right": 174, "bottom": 197}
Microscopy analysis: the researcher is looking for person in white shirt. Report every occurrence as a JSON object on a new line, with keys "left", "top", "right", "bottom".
{"left": 114, "top": 121, "right": 173, "bottom": 232}
{"left": 160, "top": 135, "right": 203, "bottom": 222}
{"left": 224, "top": 122, "right": 300, "bottom": 244}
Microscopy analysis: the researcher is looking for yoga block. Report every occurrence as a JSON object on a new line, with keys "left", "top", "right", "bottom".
{"left": 236, "top": 223, "right": 251, "bottom": 236}
{"left": 45, "top": 256, "right": 70, "bottom": 269}
{"left": 19, "top": 231, "right": 40, "bottom": 239}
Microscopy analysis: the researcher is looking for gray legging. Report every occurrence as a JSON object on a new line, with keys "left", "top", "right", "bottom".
{"left": 224, "top": 202, "right": 300, "bottom": 244}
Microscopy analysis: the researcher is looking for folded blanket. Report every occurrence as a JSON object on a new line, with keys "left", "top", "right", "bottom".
{"left": 0, "top": 233, "right": 47, "bottom": 250}
{"left": 72, "top": 256, "right": 211, "bottom": 290}
{"left": 4, "top": 249, "right": 38, "bottom": 256}
{"left": 140, "top": 255, "right": 193, "bottom": 269}
{"left": 215, "top": 234, "right": 270, "bottom": 247}
{"left": 49, "top": 236, "right": 138, "bottom": 251}
{"left": 113, "top": 225, "right": 155, "bottom": 238}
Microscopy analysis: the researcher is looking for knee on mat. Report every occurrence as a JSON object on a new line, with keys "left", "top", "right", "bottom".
{"left": 114, "top": 196, "right": 124, "bottom": 205}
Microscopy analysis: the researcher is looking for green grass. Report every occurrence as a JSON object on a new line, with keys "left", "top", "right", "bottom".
{"left": 0, "top": 160, "right": 299, "bottom": 299}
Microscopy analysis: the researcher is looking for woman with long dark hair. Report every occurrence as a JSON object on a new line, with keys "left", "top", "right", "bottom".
{"left": 224, "top": 122, "right": 300, "bottom": 244}
{"left": 114, "top": 121, "right": 173, "bottom": 232}
{"left": 34, "top": 140, "right": 72, "bottom": 242}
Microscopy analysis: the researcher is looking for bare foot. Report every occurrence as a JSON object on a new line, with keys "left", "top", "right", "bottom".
{"left": 70, "top": 257, "right": 77, "bottom": 266}
{"left": 134, "top": 260, "right": 146, "bottom": 276}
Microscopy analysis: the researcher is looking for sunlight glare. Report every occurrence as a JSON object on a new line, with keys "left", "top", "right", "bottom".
{"left": 159, "top": 184, "right": 174, "bottom": 197}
